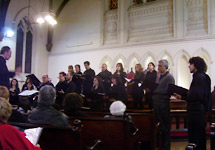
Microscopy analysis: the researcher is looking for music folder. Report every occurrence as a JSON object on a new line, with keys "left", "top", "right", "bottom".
{"left": 26, "top": 74, "right": 41, "bottom": 88}
{"left": 168, "top": 84, "right": 188, "bottom": 97}
{"left": 142, "top": 79, "right": 158, "bottom": 91}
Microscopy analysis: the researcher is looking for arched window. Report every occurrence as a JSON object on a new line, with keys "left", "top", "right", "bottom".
{"left": 15, "top": 17, "right": 33, "bottom": 74}
{"left": 178, "top": 55, "right": 191, "bottom": 89}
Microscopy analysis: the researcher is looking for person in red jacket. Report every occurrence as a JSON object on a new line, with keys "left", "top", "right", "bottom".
{"left": 0, "top": 97, "right": 40, "bottom": 150}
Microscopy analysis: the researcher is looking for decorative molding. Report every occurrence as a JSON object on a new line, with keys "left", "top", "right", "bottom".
{"left": 184, "top": 0, "right": 208, "bottom": 36}
{"left": 128, "top": 0, "right": 173, "bottom": 42}
{"left": 104, "top": 9, "right": 118, "bottom": 45}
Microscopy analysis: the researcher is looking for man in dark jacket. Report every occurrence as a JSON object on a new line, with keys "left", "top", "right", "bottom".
{"left": 28, "top": 85, "right": 69, "bottom": 126}
{"left": 175, "top": 57, "right": 211, "bottom": 150}
{"left": 0, "top": 46, "right": 16, "bottom": 89}
{"left": 97, "top": 63, "right": 112, "bottom": 93}
{"left": 82, "top": 61, "right": 95, "bottom": 95}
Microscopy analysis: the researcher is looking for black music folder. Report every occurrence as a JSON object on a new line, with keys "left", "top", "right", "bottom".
{"left": 142, "top": 79, "right": 159, "bottom": 92}
{"left": 168, "top": 84, "right": 188, "bottom": 97}
{"left": 26, "top": 74, "right": 41, "bottom": 88}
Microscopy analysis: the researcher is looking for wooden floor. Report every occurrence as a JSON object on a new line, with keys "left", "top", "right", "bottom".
{"left": 171, "top": 139, "right": 210, "bottom": 150}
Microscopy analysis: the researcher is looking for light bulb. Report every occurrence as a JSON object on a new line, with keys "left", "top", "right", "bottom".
{"left": 48, "top": 19, "right": 57, "bottom": 25}
{"left": 5, "top": 29, "right": 14, "bottom": 38}
{"left": 44, "top": 15, "right": 53, "bottom": 22}
{"left": 36, "top": 17, "right": 45, "bottom": 24}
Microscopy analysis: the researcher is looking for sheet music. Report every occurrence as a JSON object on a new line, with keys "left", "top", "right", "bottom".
{"left": 24, "top": 127, "right": 43, "bottom": 145}
{"left": 19, "top": 90, "right": 38, "bottom": 96}
{"left": 124, "top": 78, "right": 131, "bottom": 82}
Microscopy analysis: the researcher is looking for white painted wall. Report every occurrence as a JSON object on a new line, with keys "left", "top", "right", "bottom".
{"left": 0, "top": 0, "right": 49, "bottom": 83}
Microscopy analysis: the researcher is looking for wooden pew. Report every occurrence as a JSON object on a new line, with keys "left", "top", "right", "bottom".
{"left": 70, "top": 111, "right": 160, "bottom": 150}
{"left": 69, "top": 116, "right": 141, "bottom": 150}
{"left": 9, "top": 121, "right": 102, "bottom": 150}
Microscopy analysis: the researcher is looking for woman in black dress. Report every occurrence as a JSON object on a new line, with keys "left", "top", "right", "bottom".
{"left": 131, "top": 64, "right": 145, "bottom": 109}
{"left": 9, "top": 79, "right": 20, "bottom": 105}
{"left": 145, "top": 62, "right": 157, "bottom": 109}
{"left": 90, "top": 76, "right": 105, "bottom": 111}
{"left": 109, "top": 75, "right": 128, "bottom": 104}
{"left": 113, "top": 63, "right": 126, "bottom": 86}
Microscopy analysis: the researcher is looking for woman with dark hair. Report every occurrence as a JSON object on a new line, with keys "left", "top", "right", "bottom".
{"left": 113, "top": 63, "right": 127, "bottom": 85}
{"left": 145, "top": 62, "right": 157, "bottom": 109}
{"left": 22, "top": 77, "right": 34, "bottom": 91}
{"left": 109, "top": 75, "right": 128, "bottom": 104}
{"left": 9, "top": 79, "right": 20, "bottom": 105}
{"left": 90, "top": 76, "right": 105, "bottom": 111}
{"left": 63, "top": 93, "right": 85, "bottom": 117}
{"left": 131, "top": 64, "right": 145, "bottom": 109}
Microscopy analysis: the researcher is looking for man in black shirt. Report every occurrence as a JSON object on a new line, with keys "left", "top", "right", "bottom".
{"left": 0, "top": 46, "right": 20, "bottom": 89}
{"left": 175, "top": 57, "right": 211, "bottom": 150}
{"left": 82, "top": 61, "right": 95, "bottom": 95}
{"left": 97, "top": 63, "right": 112, "bottom": 93}
{"left": 66, "top": 72, "right": 76, "bottom": 93}
{"left": 73, "top": 64, "right": 83, "bottom": 93}
{"left": 37, "top": 74, "right": 54, "bottom": 90}
{"left": 55, "top": 72, "right": 68, "bottom": 107}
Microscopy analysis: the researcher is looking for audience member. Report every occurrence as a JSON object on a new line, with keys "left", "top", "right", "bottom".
{"left": 0, "top": 97, "right": 41, "bottom": 150}
{"left": 63, "top": 93, "right": 85, "bottom": 117}
{"left": 28, "top": 85, "right": 69, "bottom": 126}
{"left": 0, "top": 86, "right": 27, "bottom": 123}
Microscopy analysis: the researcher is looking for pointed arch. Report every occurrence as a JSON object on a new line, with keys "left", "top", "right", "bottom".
{"left": 127, "top": 53, "right": 141, "bottom": 72}
{"left": 159, "top": 50, "right": 174, "bottom": 73}
{"left": 176, "top": 50, "right": 191, "bottom": 89}
{"left": 142, "top": 52, "right": 157, "bottom": 70}
{"left": 99, "top": 55, "right": 113, "bottom": 72}
{"left": 193, "top": 48, "right": 211, "bottom": 75}
{"left": 113, "top": 54, "right": 127, "bottom": 72}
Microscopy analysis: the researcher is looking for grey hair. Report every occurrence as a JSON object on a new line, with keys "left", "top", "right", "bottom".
{"left": 38, "top": 85, "right": 56, "bottom": 107}
{"left": 159, "top": 59, "right": 169, "bottom": 69}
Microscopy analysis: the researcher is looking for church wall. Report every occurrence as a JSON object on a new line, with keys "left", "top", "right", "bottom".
{"left": 49, "top": 0, "right": 215, "bottom": 89}
{"left": 0, "top": 0, "right": 49, "bottom": 82}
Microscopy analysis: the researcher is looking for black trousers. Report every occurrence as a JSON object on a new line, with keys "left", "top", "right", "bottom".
{"left": 187, "top": 110, "right": 206, "bottom": 150}
{"left": 153, "top": 100, "right": 170, "bottom": 150}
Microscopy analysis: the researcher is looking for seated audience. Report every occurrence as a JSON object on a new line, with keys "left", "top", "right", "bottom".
{"left": 107, "top": 101, "right": 138, "bottom": 135}
{"left": 0, "top": 97, "right": 41, "bottom": 150}
{"left": 9, "top": 78, "right": 20, "bottom": 105}
{"left": 109, "top": 101, "right": 126, "bottom": 116}
{"left": 18, "top": 96, "right": 31, "bottom": 114}
{"left": 63, "top": 93, "right": 85, "bottom": 117}
{"left": 28, "top": 85, "right": 69, "bottom": 126}
{"left": 0, "top": 86, "right": 27, "bottom": 123}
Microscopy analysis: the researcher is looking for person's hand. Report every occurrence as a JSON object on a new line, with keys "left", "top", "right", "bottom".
{"left": 174, "top": 93, "right": 182, "bottom": 99}
{"left": 58, "top": 90, "right": 64, "bottom": 94}
{"left": 15, "top": 66, "right": 22, "bottom": 75}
